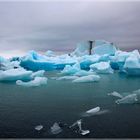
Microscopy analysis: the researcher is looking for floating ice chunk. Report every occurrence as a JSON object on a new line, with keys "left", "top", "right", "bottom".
{"left": 72, "top": 75, "right": 100, "bottom": 83}
{"left": 0, "top": 68, "right": 32, "bottom": 81}
{"left": 94, "top": 110, "right": 109, "bottom": 115}
{"left": 82, "top": 106, "right": 101, "bottom": 117}
{"left": 74, "top": 70, "right": 95, "bottom": 76}
{"left": 86, "top": 106, "right": 100, "bottom": 114}
{"left": 50, "top": 122, "right": 62, "bottom": 135}
{"left": 35, "top": 125, "right": 43, "bottom": 131}
{"left": 123, "top": 50, "right": 140, "bottom": 75}
{"left": 30, "top": 70, "right": 45, "bottom": 79}
{"left": 70, "top": 119, "right": 90, "bottom": 136}
{"left": 56, "top": 76, "right": 79, "bottom": 80}
{"left": 16, "top": 77, "right": 47, "bottom": 87}
{"left": 45, "top": 50, "right": 55, "bottom": 57}
{"left": 71, "top": 42, "right": 90, "bottom": 57}
{"left": 61, "top": 63, "right": 81, "bottom": 75}
{"left": 108, "top": 91, "right": 123, "bottom": 99}
{"left": 90, "top": 62, "right": 114, "bottom": 74}
{"left": 93, "top": 42, "right": 116, "bottom": 55}
{"left": 80, "top": 130, "right": 90, "bottom": 136}
{"left": 116, "top": 94, "right": 138, "bottom": 104}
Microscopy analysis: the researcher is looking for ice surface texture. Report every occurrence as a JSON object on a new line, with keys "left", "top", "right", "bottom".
{"left": 16, "top": 77, "right": 47, "bottom": 87}
{"left": 72, "top": 75, "right": 100, "bottom": 83}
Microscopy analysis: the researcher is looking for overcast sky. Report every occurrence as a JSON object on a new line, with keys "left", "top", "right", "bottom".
{"left": 0, "top": 0, "right": 140, "bottom": 57}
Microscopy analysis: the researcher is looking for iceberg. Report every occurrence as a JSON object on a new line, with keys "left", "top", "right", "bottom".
{"left": 30, "top": 70, "right": 45, "bottom": 79}
{"left": 92, "top": 41, "right": 116, "bottom": 55}
{"left": 86, "top": 106, "right": 100, "bottom": 114}
{"left": 79, "top": 55, "right": 100, "bottom": 69}
{"left": 35, "top": 125, "right": 43, "bottom": 131}
{"left": 123, "top": 50, "right": 140, "bottom": 75}
{"left": 50, "top": 122, "right": 63, "bottom": 135}
{"left": 20, "top": 51, "right": 77, "bottom": 71}
{"left": 56, "top": 76, "right": 79, "bottom": 80}
{"left": 82, "top": 107, "right": 109, "bottom": 117}
{"left": 71, "top": 40, "right": 117, "bottom": 57}
{"left": 70, "top": 119, "right": 90, "bottom": 136}
{"left": 45, "top": 50, "right": 55, "bottom": 57}
{"left": 108, "top": 91, "right": 123, "bottom": 98}
{"left": 72, "top": 75, "right": 100, "bottom": 83}
{"left": 90, "top": 62, "right": 114, "bottom": 74}
{"left": 20, "top": 51, "right": 56, "bottom": 71}
{"left": 61, "top": 63, "right": 81, "bottom": 75}
{"left": 110, "top": 50, "right": 130, "bottom": 70}
{"left": 16, "top": 77, "right": 47, "bottom": 87}
{"left": 71, "top": 42, "right": 90, "bottom": 57}
{"left": 85, "top": 106, "right": 100, "bottom": 116}
{"left": 116, "top": 93, "right": 138, "bottom": 104}
{"left": 74, "top": 70, "right": 95, "bottom": 76}
{"left": 0, "top": 68, "right": 32, "bottom": 81}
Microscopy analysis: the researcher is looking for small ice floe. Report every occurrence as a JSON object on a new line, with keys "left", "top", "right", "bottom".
{"left": 16, "top": 77, "right": 47, "bottom": 87}
{"left": 50, "top": 122, "right": 63, "bottom": 135}
{"left": 86, "top": 106, "right": 100, "bottom": 115}
{"left": 82, "top": 107, "right": 109, "bottom": 117}
{"left": 116, "top": 93, "right": 138, "bottom": 104}
{"left": 72, "top": 75, "right": 100, "bottom": 83}
{"left": 31, "top": 70, "right": 45, "bottom": 79}
{"left": 108, "top": 91, "right": 123, "bottom": 99}
{"left": 69, "top": 119, "right": 90, "bottom": 136}
{"left": 56, "top": 76, "right": 79, "bottom": 80}
{"left": 35, "top": 125, "right": 43, "bottom": 131}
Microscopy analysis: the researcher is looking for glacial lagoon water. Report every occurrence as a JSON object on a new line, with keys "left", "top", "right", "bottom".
{"left": 0, "top": 71, "right": 140, "bottom": 138}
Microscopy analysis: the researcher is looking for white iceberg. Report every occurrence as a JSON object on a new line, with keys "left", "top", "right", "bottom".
{"left": 61, "top": 63, "right": 81, "bottom": 75}
{"left": 90, "top": 62, "right": 114, "bottom": 74}
{"left": 116, "top": 93, "right": 138, "bottom": 104}
{"left": 0, "top": 68, "right": 32, "bottom": 81}
{"left": 92, "top": 41, "right": 116, "bottom": 55}
{"left": 108, "top": 91, "right": 123, "bottom": 99}
{"left": 16, "top": 77, "right": 47, "bottom": 87}
{"left": 72, "top": 75, "right": 100, "bottom": 83}
{"left": 74, "top": 70, "right": 95, "bottom": 76}
{"left": 50, "top": 122, "right": 62, "bottom": 135}
{"left": 30, "top": 70, "right": 45, "bottom": 79}
{"left": 71, "top": 40, "right": 117, "bottom": 56}
{"left": 35, "top": 125, "right": 43, "bottom": 131}
{"left": 86, "top": 106, "right": 100, "bottom": 114}
{"left": 56, "top": 76, "right": 79, "bottom": 80}
{"left": 71, "top": 42, "right": 90, "bottom": 57}
{"left": 70, "top": 119, "right": 90, "bottom": 136}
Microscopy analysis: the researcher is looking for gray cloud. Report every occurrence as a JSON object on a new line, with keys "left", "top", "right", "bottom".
{"left": 0, "top": 1, "right": 140, "bottom": 57}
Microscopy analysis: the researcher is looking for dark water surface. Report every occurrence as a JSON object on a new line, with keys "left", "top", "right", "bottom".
{"left": 0, "top": 71, "right": 140, "bottom": 138}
